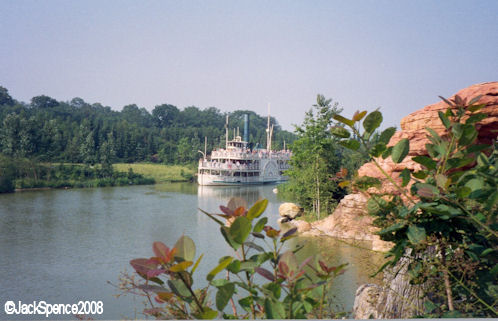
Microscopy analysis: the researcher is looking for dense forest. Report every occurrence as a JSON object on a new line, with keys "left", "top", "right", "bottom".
{"left": 0, "top": 86, "right": 295, "bottom": 165}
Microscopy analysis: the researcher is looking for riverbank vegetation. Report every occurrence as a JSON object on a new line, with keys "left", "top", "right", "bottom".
{"left": 331, "top": 96, "right": 497, "bottom": 317}
{"left": 114, "top": 163, "right": 195, "bottom": 183}
{"left": 0, "top": 155, "right": 154, "bottom": 192}
{"left": 0, "top": 85, "right": 295, "bottom": 193}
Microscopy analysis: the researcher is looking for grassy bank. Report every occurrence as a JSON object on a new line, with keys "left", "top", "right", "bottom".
{"left": 113, "top": 163, "right": 195, "bottom": 183}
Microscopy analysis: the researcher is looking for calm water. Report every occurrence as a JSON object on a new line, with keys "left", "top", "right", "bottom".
{"left": 0, "top": 183, "right": 383, "bottom": 319}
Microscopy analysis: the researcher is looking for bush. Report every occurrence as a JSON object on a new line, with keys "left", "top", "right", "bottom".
{"left": 121, "top": 198, "right": 347, "bottom": 319}
{"left": 331, "top": 96, "right": 497, "bottom": 317}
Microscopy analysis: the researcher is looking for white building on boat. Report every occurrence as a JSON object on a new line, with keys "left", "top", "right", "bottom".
{"left": 197, "top": 113, "right": 291, "bottom": 186}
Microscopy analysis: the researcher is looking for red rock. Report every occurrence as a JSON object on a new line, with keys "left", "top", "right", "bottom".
{"left": 358, "top": 82, "right": 498, "bottom": 192}
{"left": 305, "top": 82, "right": 498, "bottom": 252}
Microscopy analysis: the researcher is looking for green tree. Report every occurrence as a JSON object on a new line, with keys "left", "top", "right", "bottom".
{"left": 0, "top": 86, "right": 15, "bottom": 106}
{"left": 284, "top": 95, "right": 345, "bottom": 218}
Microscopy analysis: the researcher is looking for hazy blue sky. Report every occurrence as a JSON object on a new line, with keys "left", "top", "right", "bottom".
{"left": 1, "top": 0, "right": 497, "bottom": 130}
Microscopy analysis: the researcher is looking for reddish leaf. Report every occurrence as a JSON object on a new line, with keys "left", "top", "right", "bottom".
{"left": 298, "top": 256, "right": 313, "bottom": 271}
{"left": 130, "top": 258, "right": 157, "bottom": 275}
{"left": 233, "top": 206, "right": 247, "bottom": 217}
{"left": 319, "top": 260, "right": 329, "bottom": 273}
{"left": 255, "top": 267, "right": 276, "bottom": 281}
{"left": 220, "top": 205, "right": 234, "bottom": 216}
{"left": 282, "top": 227, "right": 297, "bottom": 238}
{"left": 147, "top": 268, "right": 166, "bottom": 278}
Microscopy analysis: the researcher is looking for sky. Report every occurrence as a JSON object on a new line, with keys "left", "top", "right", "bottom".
{"left": 1, "top": 0, "right": 497, "bottom": 131}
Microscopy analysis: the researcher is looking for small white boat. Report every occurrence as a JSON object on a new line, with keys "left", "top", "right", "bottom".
{"left": 197, "top": 112, "right": 291, "bottom": 186}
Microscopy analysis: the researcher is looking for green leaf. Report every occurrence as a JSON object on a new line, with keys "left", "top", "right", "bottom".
{"left": 246, "top": 199, "right": 268, "bottom": 220}
{"left": 168, "top": 279, "right": 192, "bottom": 300}
{"left": 407, "top": 225, "right": 426, "bottom": 245}
{"left": 465, "top": 177, "right": 484, "bottom": 193}
{"left": 363, "top": 110, "right": 383, "bottom": 134}
{"left": 382, "top": 146, "right": 393, "bottom": 159}
{"left": 229, "top": 216, "right": 252, "bottom": 245}
{"left": 466, "top": 144, "right": 490, "bottom": 154}
{"left": 458, "top": 124, "right": 478, "bottom": 146}
{"left": 330, "top": 126, "right": 351, "bottom": 138}
{"left": 456, "top": 186, "right": 471, "bottom": 199}
{"left": 468, "top": 103, "right": 485, "bottom": 112}
{"left": 211, "top": 279, "right": 229, "bottom": 287}
{"left": 263, "top": 282, "right": 281, "bottom": 299}
{"left": 253, "top": 217, "right": 267, "bottom": 233}
{"left": 465, "top": 112, "right": 487, "bottom": 124}
{"left": 446, "top": 157, "right": 474, "bottom": 170}
{"left": 391, "top": 138, "right": 409, "bottom": 163}
{"left": 452, "top": 123, "right": 463, "bottom": 139}
{"left": 369, "top": 143, "right": 386, "bottom": 157}
{"left": 264, "top": 298, "right": 286, "bottom": 319}
{"left": 239, "top": 261, "right": 258, "bottom": 271}
{"left": 378, "top": 222, "right": 407, "bottom": 235}
{"left": 412, "top": 171, "right": 428, "bottom": 179}
{"left": 198, "top": 308, "right": 218, "bottom": 319}
{"left": 412, "top": 156, "right": 437, "bottom": 170}
{"left": 221, "top": 226, "right": 240, "bottom": 250}
{"left": 216, "top": 283, "right": 235, "bottom": 311}
{"left": 333, "top": 114, "right": 355, "bottom": 127}
{"left": 174, "top": 235, "right": 196, "bottom": 262}
{"left": 191, "top": 254, "right": 204, "bottom": 275}
{"left": 238, "top": 297, "right": 253, "bottom": 313}
{"left": 425, "top": 127, "right": 441, "bottom": 143}
{"left": 207, "top": 256, "right": 233, "bottom": 281}
{"left": 339, "top": 139, "right": 360, "bottom": 151}
{"left": 378, "top": 127, "right": 396, "bottom": 144}
{"left": 366, "top": 197, "right": 381, "bottom": 215}
{"left": 438, "top": 111, "right": 451, "bottom": 129}
{"left": 244, "top": 241, "right": 264, "bottom": 252}
{"left": 227, "top": 259, "right": 241, "bottom": 273}
{"left": 485, "top": 190, "right": 498, "bottom": 211}
{"left": 399, "top": 168, "right": 411, "bottom": 187}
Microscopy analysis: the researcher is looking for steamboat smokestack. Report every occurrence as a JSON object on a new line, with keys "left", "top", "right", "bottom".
{"left": 243, "top": 114, "right": 250, "bottom": 142}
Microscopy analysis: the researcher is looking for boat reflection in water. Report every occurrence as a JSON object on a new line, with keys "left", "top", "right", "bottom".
{"left": 197, "top": 184, "right": 282, "bottom": 227}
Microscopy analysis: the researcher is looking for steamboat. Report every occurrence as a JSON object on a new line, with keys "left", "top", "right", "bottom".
{"left": 197, "top": 113, "right": 291, "bottom": 186}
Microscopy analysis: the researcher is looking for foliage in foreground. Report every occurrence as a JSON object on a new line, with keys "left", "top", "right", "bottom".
{"left": 122, "top": 198, "right": 346, "bottom": 319}
{"left": 331, "top": 95, "right": 497, "bottom": 317}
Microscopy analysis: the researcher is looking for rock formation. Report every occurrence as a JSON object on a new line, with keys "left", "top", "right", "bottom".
{"left": 278, "top": 202, "right": 304, "bottom": 223}
{"left": 358, "top": 81, "right": 498, "bottom": 194}
{"left": 294, "top": 82, "right": 498, "bottom": 254}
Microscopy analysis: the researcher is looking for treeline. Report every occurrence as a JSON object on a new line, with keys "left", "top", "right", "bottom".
{"left": 0, "top": 86, "right": 295, "bottom": 165}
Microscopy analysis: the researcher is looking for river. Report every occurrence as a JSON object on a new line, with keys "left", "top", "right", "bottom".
{"left": 0, "top": 183, "right": 384, "bottom": 319}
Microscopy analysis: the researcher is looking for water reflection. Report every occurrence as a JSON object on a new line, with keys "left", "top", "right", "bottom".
{"left": 0, "top": 183, "right": 383, "bottom": 319}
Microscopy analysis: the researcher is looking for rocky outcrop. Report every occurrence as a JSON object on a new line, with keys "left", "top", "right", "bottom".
{"left": 278, "top": 202, "right": 304, "bottom": 223}
{"left": 294, "top": 82, "right": 498, "bottom": 254}
{"left": 298, "top": 194, "right": 393, "bottom": 252}
{"left": 353, "top": 251, "right": 428, "bottom": 319}
{"left": 358, "top": 82, "right": 498, "bottom": 194}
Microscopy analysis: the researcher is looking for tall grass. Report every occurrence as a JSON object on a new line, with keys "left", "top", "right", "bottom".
{"left": 113, "top": 163, "right": 195, "bottom": 183}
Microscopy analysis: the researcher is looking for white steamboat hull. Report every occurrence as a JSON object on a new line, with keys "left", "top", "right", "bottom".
{"left": 197, "top": 174, "right": 287, "bottom": 186}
